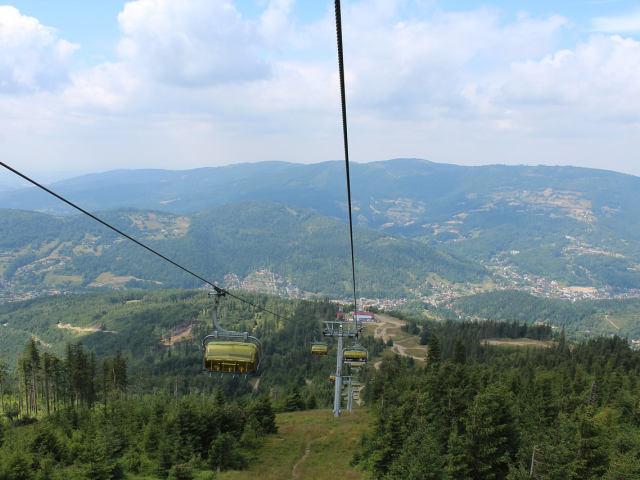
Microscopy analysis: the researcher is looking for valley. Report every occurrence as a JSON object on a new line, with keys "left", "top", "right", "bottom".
{"left": 3, "top": 160, "right": 640, "bottom": 310}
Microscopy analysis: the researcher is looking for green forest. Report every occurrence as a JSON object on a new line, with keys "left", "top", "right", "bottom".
{"left": 440, "top": 290, "right": 640, "bottom": 338}
{"left": 355, "top": 326, "right": 640, "bottom": 479}
{"left": 0, "top": 289, "right": 640, "bottom": 478}
{"left": 0, "top": 203, "right": 485, "bottom": 300}
{"left": 0, "top": 290, "right": 390, "bottom": 478}
{"left": 4, "top": 159, "right": 640, "bottom": 294}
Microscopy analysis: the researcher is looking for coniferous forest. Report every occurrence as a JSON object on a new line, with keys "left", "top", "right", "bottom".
{"left": 1, "top": 291, "right": 640, "bottom": 478}
{"left": 355, "top": 319, "right": 640, "bottom": 479}
{"left": 0, "top": 292, "right": 379, "bottom": 478}
{"left": 0, "top": 338, "right": 279, "bottom": 479}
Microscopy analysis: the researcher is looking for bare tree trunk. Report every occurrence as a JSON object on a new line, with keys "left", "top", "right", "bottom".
{"left": 45, "top": 377, "right": 50, "bottom": 415}
{"left": 17, "top": 374, "right": 23, "bottom": 418}
{"left": 32, "top": 371, "right": 38, "bottom": 415}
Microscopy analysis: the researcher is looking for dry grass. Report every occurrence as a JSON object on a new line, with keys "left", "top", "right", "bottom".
{"left": 219, "top": 409, "right": 368, "bottom": 480}
{"left": 483, "top": 338, "right": 552, "bottom": 348}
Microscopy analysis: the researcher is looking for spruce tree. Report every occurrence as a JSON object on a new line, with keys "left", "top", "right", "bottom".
{"left": 572, "top": 406, "right": 612, "bottom": 479}
{"left": 426, "top": 334, "right": 441, "bottom": 368}
{"left": 283, "top": 382, "right": 304, "bottom": 412}
{"left": 388, "top": 422, "right": 444, "bottom": 479}
{"left": 466, "top": 384, "right": 517, "bottom": 479}
{"left": 213, "top": 387, "right": 226, "bottom": 407}
{"left": 443, "top": 423, "right": 471, "bottom": 480}
{"left": 249, "top": 395, "right": 278, "bottom": 435}
{"left": 306, "top": 392, "right": 317, "bottom": 410}
{"left": 0, "top": 359, "right": 7, "bottom": 415}
{"left": 452, "top": 338, "right": 467, "bottom": 365}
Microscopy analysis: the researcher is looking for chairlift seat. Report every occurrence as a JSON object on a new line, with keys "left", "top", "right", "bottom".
{"left": 343, "top": 349, "right": 367, "bottom": 363}
{"left": 204, "top": 341, "right": 258, "bottom": 374}
{"left": 311, "top": 344, "right": 329, "bottom": 355}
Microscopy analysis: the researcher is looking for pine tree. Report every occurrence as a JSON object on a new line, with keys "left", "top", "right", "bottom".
{"left": 466, "top": 384, "right": 517, "bottom": 479}
{"left": 21, "top": 339, "right": 41, "bottom": 415}
{"left": 426, "top": 334, "right": 441, "bottom": 368}
{"left": 42, "top": 353, "right": 55, "bottom": 415}
{"left": 452, "top": 338, "right": 467, "bottom": 365}
{"left": 249, "top": 395, "right": 278, "bottom": 435}
{"left": 306, "top": 391, "right": 317, "bottom": 410}
{"left": 112, "top": 350, "right": 128, "bottom": 398}
{"left": 572, "top": 406, "right": 614, "bottom": 479}
{"left": 213, "top": 387, "right": 226, "bottom": 407}
{"left": 283, "top": 382, "right": 305, "bottom": 412}
{"left": 0, "top": 359, "right": 7, "bottom": 415}
{"left": 388, "top": 421, "right": 444, "bottom": 479}
{"left": 443, "top": 423, "right": 471, "bottom": 480}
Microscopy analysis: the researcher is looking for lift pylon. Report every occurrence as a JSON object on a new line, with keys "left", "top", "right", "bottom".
{"left": 323, "top": 320, "right": 361, "bottom": 418}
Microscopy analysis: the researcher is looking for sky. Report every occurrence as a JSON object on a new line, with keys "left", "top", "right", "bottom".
{"left": 2, "top": 0, "right": 640, "bottom": 180}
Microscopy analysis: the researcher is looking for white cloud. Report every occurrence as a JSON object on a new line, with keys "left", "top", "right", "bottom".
{"left": 593, "top": 10, "right": 640, "bottom": 33}
{"left": 499, "top": 35, "right": 640, "bottom": 125}
{"left": 339, "top": 4, "right": 568, "bottom": 122}
{"left": 0, "top": 6, "right": 79, "bottom": 93}
{"left": 258, "top": 0, "right": 296, "bottom": 47}
{"left": 2, "top": 1, "right": 640, "bottom": 176}
{"left": 116, "top": 0, "right": 270, "bottom": 87}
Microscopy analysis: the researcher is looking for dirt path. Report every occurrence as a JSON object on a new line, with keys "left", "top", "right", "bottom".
{"left": 160, "top": 324, "right": 193, "bottom": 345}
{"left": 373, "top": 314, "right": 427, "bottom": 362}
{"left": 391, "top": 342, "right": 427, "bottom": 362}
{"left": 253, "top": 377, "right": 260, "bottom": 391}
{"left": 292, "top": 433, "right": 329, "bottom": 479}
{"left": 605, "top": 315, "right": 620, "bottom": 330}
{"left": 484, "top": 339, "right": 551, "bottom": 347}
{"left": 373, "top": 314, "right": 405, "bottom": 342}
{"left": 32, "top": 335, "right": 51, "bottom": 348}
{"left": 57, "top": 323, "right": 117, "bottom": 334}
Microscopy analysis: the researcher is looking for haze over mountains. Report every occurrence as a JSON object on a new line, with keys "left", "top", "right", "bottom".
{"left": 2, "top": 158, "right": 640, "bottom": 315}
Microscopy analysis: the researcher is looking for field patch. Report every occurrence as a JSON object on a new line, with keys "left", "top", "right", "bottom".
{"left": 483, "top": 338, "right": 552, "bottom": 348}
{"left": 43, "top": 273, "right": 83, "bottom": 286}
{"left": 89, "top": 272, "right": 138, "bottom": 288}
{"left": 219, "top": 409, "right": 368, "bottom": 480}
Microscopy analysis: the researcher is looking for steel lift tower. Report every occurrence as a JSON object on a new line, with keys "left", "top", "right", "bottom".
{"left": 323, "top": 320, "right": 361, "bottom": 418}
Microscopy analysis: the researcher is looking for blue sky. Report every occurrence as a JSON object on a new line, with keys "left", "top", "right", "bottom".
{"left": 12, "top": 1, "right": 640, "bottom": 64}
{"left": 2, "top": 0, "right": 640, "bottom": 178}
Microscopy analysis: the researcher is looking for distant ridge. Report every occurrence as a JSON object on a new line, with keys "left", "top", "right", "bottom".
{"left": 2, "top": 158, "right": 640, "bottom": 294}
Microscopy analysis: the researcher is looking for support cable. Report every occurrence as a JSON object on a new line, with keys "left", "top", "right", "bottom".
{"left": 0, "top": 160, "right": 306, "bottom": 328}
{"left": 334, "top": 0, "right": 358, "bottom": 317}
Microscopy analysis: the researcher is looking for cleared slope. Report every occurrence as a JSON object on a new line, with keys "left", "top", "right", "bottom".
{"left": 3, "top": 159, "right": 640, "bottom": 290}
{"left": 0, "top": 201, "right": 486, "bottom": 299}
{"left": 220, "top": 409, "right": 368, "bottom": 480}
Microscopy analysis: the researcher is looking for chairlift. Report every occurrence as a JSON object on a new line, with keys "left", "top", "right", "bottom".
{"left": 203, "top": 290, "right": 262, "bottom": 375}
{"left": 311, "top": 339, "right": 329, "bottom": 355}
{"left": 343, "top": 345, "right": 368, "bottom": 364}
{"left": 350, "top": 362, "right": 364, "bottom": 371}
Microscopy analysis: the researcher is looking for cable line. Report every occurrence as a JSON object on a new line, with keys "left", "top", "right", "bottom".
{"left": 0, "top": 160, "right": 305, "bottom": 328}
{"left": 334, "top": 0, "right": 358, "bottom": 315}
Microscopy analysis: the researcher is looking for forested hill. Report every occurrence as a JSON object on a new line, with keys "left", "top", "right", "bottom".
{"left": 439, "top": 290, "right": 640, "bottom": 338}
{"left": 2, "top": 290, "right": 640, "bottom": 478}
{"left": 3, "top": 160, "right": 639, "bottom": 231}
{"left": 0, "top": 201, "right": 486, "bottom": 300}
{"left": 3, "top": 159, "right": 640, "bottom": 292}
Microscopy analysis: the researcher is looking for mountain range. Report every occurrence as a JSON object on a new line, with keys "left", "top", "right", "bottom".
{"left": 2, "top": 158, "right": 639, "bottom": 294}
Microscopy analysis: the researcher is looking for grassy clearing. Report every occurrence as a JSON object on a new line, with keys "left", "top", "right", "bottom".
{"left": 49, "top": 242, "right": 71, "bottom": 259}
{"left": 89, "top": 272, "right": 137, "bottom": 287}
{"left": 43, "top": 273, "right": 83, "bottom": 286}
{"left": 484, "top": 338, "right": 552, "bottom": 348}
{"left": 219, "top": 409, "right": 367, "bottom": 480}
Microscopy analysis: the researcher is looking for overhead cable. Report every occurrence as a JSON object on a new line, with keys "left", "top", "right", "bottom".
{"left": 334, "top": 0, "right": 359, "bottom": 315}
{"left": 0, "top": 160, "right": 307, "bottom": 328}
